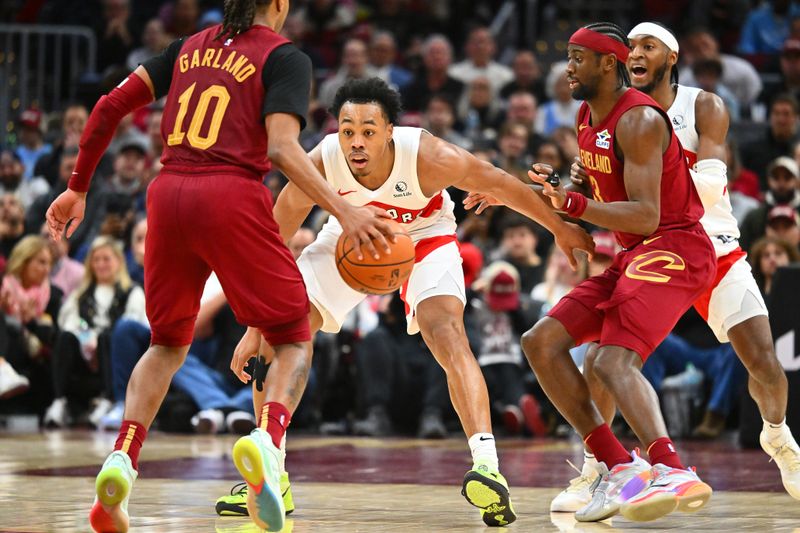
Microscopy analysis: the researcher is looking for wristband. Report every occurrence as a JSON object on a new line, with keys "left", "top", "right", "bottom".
{"left": 563, "top": 191, "right": 588, "bottom": 218}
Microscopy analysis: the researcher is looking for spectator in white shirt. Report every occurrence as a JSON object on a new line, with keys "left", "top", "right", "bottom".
{"left": 449, "top": 27, "right": 513, "bottom": 94}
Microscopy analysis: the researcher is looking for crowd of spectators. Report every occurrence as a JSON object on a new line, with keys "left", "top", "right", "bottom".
{"left": 1, "top": 0, "right": 799, "bottom": 443}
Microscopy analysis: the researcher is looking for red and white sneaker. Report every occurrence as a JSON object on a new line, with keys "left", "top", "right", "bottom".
{"left": 620, "top": 463, "right": 712, "bottom": 522}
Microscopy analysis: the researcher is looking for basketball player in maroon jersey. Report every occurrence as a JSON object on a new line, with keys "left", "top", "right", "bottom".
{"left": 45, "top": 1, "right": 393, "bottom": 531}
{"left": 468, "top": 22, "right": 716, "bottom": 523}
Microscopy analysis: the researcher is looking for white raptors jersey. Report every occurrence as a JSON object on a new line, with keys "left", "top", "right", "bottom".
{"left": 319, "top": 127, "right": 457, "bottom": 242}
{"left": 668, "top": 85, "right": 740, "bottom": 258}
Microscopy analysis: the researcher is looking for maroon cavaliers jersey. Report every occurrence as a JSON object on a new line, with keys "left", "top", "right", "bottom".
{"left": 576, "top": 89, "right": 705, "bottom": 249}
{"left": 160, "top": 25, "right": 290, "bottom": 178}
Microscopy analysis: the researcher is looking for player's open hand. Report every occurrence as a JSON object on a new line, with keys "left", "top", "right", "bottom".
{"left": 45, "top": 189, "right": 87, "bottom": 242}
{"left": 339, "top": 204, "right": 396, "bottom": 261}
{"left": 570, "top": 156, "right": 590, "bottom": 185}
{"left": 528, "top": 163, "right": 567, "bottom": 210}
{"left": 463, "top": 192, "right": 501, "bottom": 214}
{"left": 231, "top": 326, "right": 262, "bottom": 384}
{"left": 554, "top": 222, "right": 596, "bottom": 271}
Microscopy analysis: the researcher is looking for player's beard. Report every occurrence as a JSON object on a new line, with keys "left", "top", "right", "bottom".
{"left": 636, "top": 60, "right": 669, "bottom": 95}
{"left": 571, "top": 72, "right": 601, "bottom": 101}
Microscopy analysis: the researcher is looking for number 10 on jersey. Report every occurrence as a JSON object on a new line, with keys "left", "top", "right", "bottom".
{"left": 167, "top": 82, "right": 231, "bottom": 150}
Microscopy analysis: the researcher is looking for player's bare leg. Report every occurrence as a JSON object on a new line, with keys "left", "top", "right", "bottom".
{"left": 728, "top": 316, "right": 800, "bottom": 499}
{"left": 416, "top": 295, "right": 515, "bottom": 526}
{"left": 90, "top": 344, "right": 190, "bottom": 532}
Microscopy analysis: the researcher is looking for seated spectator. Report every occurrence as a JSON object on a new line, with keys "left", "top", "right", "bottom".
{"left": 500, "top": 50, "right": 546, "bottom": 103}
{"left": 0, "top": 195, "right": 27, "bottom": 259}
{"left": 503, "top": 92, "right": 546, "bottom": 156}
{"left": 765, "top": 205, "right": 800, "bottom": 250}
{"left": 750, "top": 235, "right": 800, "bottom": 297}
{"left": 759, "top": 38, "right": 800, "bottom": 110}
{"left": 424, "top": 96, "right": 472, "bottom": 151}
{"left": 352, "top": 293, "right": 449, "bottom": 438}
{"left": 107, "top": 139, "right": 148, "bottom": 209}
{"left": 126, "top": 217, "right": 146, "bottom": 286}
{"left": 471, "top": 261, "right": 546, "bottom": 436}
{"left": 738, "top": 0, "right": 800, "bottom": 57}
{"left": 0, "top": 236, "right": 62, "bottom": 413}
{"left": 725, "top": 140, "right": 762, "bottom": 220}
{"left": 160, "top": 0, "right": 199, "bottom": 38}
{"left": 369, "top": 31, "right": 413, "bottom": 91}
{"left": 14, "top": 108, "right": 51, "bottom": 180}
{"left": 535, "top": 141, "right": 570, "bottom": 180}
{"left": 741, "top": 94, "right": 800, "bottom": 187}
{"left": 532, "top": 245, "right": 588, "bottom": 309}
{"left": 740, "top": 156, "right": 800, "bottom": 251}
{"left": 318, "top": 39, "right": 376, "bottom": 109}
{"left": 127, "top": 18, "right": 168, "bottom": 70}
{"left": 448, "top": 27, "right": 513, "bottom": 94}
{"left": 680, "top": 27, "right": 762, "bottom": 109}
{"left": 492, "top": 123, "right": 532, "bottom": 182}
{"left": 94, "top": 0, "right": 135, "bottom": 72}
{"left": 458, "top": 77, "right": 503, "bottom": 144}
{"left": 294, "top": 0, "right": 356, "bottom": 67}
{"left": 43, "top": 237, "right": 145, "bottom": 428}
{"left": 536, "top": 63, "right": 581, "bottom": 137}
{"left": 33, "top": 104, "right": 104, "bottom": 187}
{"left": 552, "top": 126, "right": 580, "bottom": 163}
{"left": 692, "top": 59, "right": 741, "bottom": 120}
{"left": 0, "top": 149, "right": 49, "bottom": 211}
{"left": 496, "top": 215, "right": 544, "bottom": 294}
{"left": 42, "top": 223, "right": 85, "bottom": 298}
{"left": 402, "top": 34, "right": 464, "bottom": 112}
{"left": 144, "top": 107, "right": 164, "bottom": 183}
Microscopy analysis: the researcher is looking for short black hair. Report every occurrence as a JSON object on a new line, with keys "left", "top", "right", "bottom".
{"left": 330, "top": 77, "right": 403, "bottom": 125}
{"left": 772, "top": 92, "right": 800, "bottom": 115}
{"left": 501, "top": 213, "right": 540, "bottom": 236}
{"left": 582, "top": 22, "right": 631, "bottom": 89}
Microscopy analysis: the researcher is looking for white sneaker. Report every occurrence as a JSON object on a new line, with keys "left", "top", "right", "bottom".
{"left": 232, "top": 428, "right": 285, "bottom": 531}
{"left": 89, "top": 398, "right": 113, "bottom": 428}
{"left": 100, "top": 402, "right": 125, "bottom": 431}
{"left": 89, "top": 451, "right": 138, "bottom": 532}
{"left": 0, "top": 360, "right": 29, "bottom": 399}
{"left": 761, "top": 429, "right": 800, "bottom": 500}
{"left": 575, "top": 450, "right": 651, "bottom": 522}
{"left": 191, "top": 408, "right": 225, "bottom": 434}
{"left": 226, "top": 411, "right": 257, "bottom": 435}
{"left": 551, "top": 458, "right": 599, "bottom": 512}
{"left": 44, "top": 398, "right": 69, "bottom": 428}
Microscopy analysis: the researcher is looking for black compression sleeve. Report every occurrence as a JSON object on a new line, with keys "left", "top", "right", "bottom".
{"left": 141, "top": 38, "right": 186, "bottom": 100}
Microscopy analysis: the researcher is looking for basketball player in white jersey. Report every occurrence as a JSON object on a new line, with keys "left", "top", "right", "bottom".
{"left": 226, "top": 77, "right": 595, "bottom": 527}
{"left": 550, "top": 22, "right": 800, "bottom": 514}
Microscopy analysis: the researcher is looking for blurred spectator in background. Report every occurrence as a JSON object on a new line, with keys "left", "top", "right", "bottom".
{"left": 458, "top": 77, "right": 502, "bottom": 143}
{"left": 160, "top": 0, "right": 199, "bottom": 38}
{"left": 288, "top": 227, "right": 316, "bottom": 260}
{"left": 353, "top": 293, "right": 449, "bottom": 438}
{"left": 472, "top": 261, "right": 546, "bottom": 436}
{"left": 33, "top": 104, "right": 93, "bottom": 188}
{"left": 126, "top": 218, "right": 146, "bottom": 286}
{"left": 197, "top": 9, "right": 222, "bottom": 31}
{"left": 532, "top": 245, "right": 587, "bottom": 310}
{"left": 295, "top": 0, "right": 357, "bottom": 67}
{"left": 127, "top": 18, "right": 168, "bottom": 70}
{"left": 500, "top": 50, "right": 546, "bottom": 103}
{"left": 680, "top": 27, "right": 762, "bottom": 110}
{"left": 424, "top": 95, "right": 472, "bottom": 151}
{"left": 759, "top": 39, "right": 800, "bottom": 109}
{"left": 725, "top": 141, "right": 761, "bottom": 223}
{"left": 738, "top": 0, "right": 800, "bottom": 56}
{"left": 43, "top": 236, "right": 145, "bottom": 428}
{"left": 496, "top": 215, "right": 543, "bottom": 294}
{"left": 0, "top": 195, "right": 28, "bottom": 258}
{"left": 449, "top": 26, "right": 513, "bottom": 94}
{"left": 765, "top": 205, "right": 800, "bottom": 249}
{"left": 503, "top": 92, "right": 546, "bottom": 156}
{"left": 492, "top": 122, "right": 532, "bottom": 182}
{"left": 692, "top": 59, "right": 741, "bottom": 120}
{"left": 750, "top": 235, "right": 800, "bottom": 297}
{"left": 0, "top": 150, "right": 49, "bottom": 211}
{"left": 535, "top": 140, "right": 570, "bottom": 181}
{"left": 536, "top": 63, "right": 581, "bottom": 136}
{"left": 741, "top": 94, "right": 800, "bottom": 181}
{"left": 370, "top": 31, "right": 413, "bottom": 91}
{"left": 740, "top": 156, "right": 800, "bottom": 251}
{"left": 552, "top": 126, "right": 580, "bottom": 163}
{"left": 402, "top": 34, "right": 464, "bottom": 112}
{"left": 95, "top": 0, "right": 135, "bottom": 73}
{"left": 588, "top": 231, "right": 617, "bottom": 277}
{"left": 43, "top": 223, "right": 84, "bottom": 298}
{"left": 145, "top": 108, "right": 164, "bottom": 182}
{"left": 318, "top": 39, "right": 376, "bottom": 108}
{"left": 14, "top": 109, "right": 51, "bottom": 180}
{"left": 107, "top": 140, "right": 148, "bottom": 208}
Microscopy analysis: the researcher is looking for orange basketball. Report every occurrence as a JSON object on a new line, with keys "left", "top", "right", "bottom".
{"left": 335, "top": 219, "right": 415, "bottom": 295}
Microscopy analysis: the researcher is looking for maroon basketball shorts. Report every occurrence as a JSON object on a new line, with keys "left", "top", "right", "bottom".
{"left": 144, "top": 171, "right": 310, "bottom": 347}
{"left": 548, "top": 225, "right": 717, "bottom": 361}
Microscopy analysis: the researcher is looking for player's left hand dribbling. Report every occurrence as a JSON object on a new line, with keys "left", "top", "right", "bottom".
{"left": 555, "top": 222, "right": 596, "bottom": 271}
{"left": 529, "top": 163, "right": 567, "bottom": 210}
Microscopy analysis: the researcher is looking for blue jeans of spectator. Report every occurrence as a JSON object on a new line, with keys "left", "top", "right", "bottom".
{"left": 642, "top": 333, "right": 747, "bottom": 416}
{"left": 109, "top": 319, "right": 252, "bottom": 411}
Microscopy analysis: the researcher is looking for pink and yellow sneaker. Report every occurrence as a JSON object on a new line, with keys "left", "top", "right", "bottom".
{"left": 620, "top": 463, "right": 712, "bottom": 522}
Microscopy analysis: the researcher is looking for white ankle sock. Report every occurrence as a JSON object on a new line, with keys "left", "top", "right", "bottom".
{"left": 584, "top": 450, "right": 598, "bottom": 470}
{"left": 763, "top": 417, "right": 792, "bottom": 445}
{"left": 469, "top": 433, "right": 499, "bottom": 471}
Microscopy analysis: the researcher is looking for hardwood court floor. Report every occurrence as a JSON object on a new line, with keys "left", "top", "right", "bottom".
{"left": 1, "top": 431, "right": 799, "bottom": 532}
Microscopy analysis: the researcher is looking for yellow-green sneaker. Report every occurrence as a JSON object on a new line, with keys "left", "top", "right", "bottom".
{"left": 461, "top": 463, "right": 517, "bottom": 527}
{"left": 216, "top": 472, "right": 294, "bottom": 517}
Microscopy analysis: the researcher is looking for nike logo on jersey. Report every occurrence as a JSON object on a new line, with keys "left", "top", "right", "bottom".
{"left": 337, "top": 189, "right": 357, "bottom": 196}
{"left": 579, "top": 124, "right": 588, "bottom": 132}
{"left": 642, "top": 236, "right": 662, "bottom": 245}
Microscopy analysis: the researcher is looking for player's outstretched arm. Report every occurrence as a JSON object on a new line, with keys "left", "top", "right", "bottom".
{"left": 691, "top": 91, "right": 730, "bottom": 209}
{"left": 266, "top": 113, "right": 394, "bottom": 260}
{"left": 420, "top": 135, "right": 595, "bottom": 269}
{"left": 46, "top": 65, "right": 156, "bottom": 242}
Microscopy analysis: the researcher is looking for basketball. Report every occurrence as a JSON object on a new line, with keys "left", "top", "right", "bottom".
{"left": 335, "top": 219, "right": 415, "bottom": 294}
